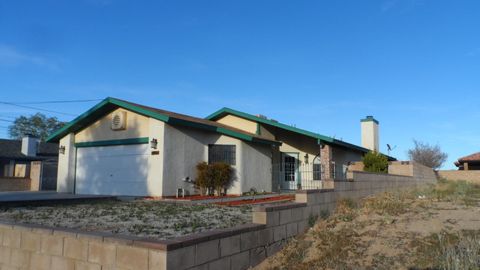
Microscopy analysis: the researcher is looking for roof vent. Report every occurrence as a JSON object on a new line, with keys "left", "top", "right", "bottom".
{"left": 256, "top": 114, "right": 268, "bottom": 119}
{"left": 111, "top": 111, "right": 127, "bottom": 130}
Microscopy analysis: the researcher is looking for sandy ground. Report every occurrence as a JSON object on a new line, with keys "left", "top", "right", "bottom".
{"left": 256, "top": 181, "right": 480, "bottom": 270}
{"left": 0, "top": 200, "right": 251, "bottom": 240}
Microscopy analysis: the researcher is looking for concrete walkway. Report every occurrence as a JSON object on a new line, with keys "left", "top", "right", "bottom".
{"left": 0, "top": 191, "right": 114, "bottom": 206}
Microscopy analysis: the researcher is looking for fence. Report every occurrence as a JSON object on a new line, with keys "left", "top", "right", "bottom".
{"left": 272, "top": 162, "right": 349, "bottom": 190}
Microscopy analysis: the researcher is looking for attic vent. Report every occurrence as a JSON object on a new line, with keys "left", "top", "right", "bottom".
{"left": 111, "top": 111, "right": 127, "bottom": 130}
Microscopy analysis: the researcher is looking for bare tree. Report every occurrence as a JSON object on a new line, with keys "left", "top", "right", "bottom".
{"left": 407, "top": 139, "right": 448, "bottom": 169}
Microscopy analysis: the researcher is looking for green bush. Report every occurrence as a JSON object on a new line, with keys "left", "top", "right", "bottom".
{"left": 195, "top": 162, "right": 233, "bottom": 196}
{"left": 362, "top": 151, "right": 388, "bottom": 173}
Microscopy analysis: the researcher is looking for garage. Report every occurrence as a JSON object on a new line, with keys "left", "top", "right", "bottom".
{"left": 75, "top": 144, "right": 150, "bottom": 196}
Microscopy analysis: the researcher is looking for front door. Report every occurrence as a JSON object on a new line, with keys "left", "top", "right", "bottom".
{"left": 281, "top": 153, "right": 298, "bottom": 190}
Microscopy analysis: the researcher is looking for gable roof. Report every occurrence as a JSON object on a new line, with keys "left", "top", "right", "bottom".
{"left": 46, "top": 98, "right": 280, "bottom": 146}
{"left": 457, "top": 152, "right": 480, "bottom": 163}
{"left": 206, "top": 107, "right": 396, "bottom": 160}
{"left": 0, "top": 139, "right": 58, "bottom": 161}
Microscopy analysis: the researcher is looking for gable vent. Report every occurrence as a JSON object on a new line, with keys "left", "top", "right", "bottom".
{"left": 111, "top": 111, "right": 127, "bottom": 130}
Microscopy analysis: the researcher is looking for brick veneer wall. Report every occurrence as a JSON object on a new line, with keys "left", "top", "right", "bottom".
{"left": 0, "top": 178, "right": 31, "bottom": 192}
{"left": 437, "top": 170, "right": 480, "bottom": 184}
{"left": 0, "top": 164, "right": 437, "bottom": 270}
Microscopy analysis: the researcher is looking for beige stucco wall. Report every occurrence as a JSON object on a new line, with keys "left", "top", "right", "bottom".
{"left": 57, "top": 133, "right": 76, "bottom": 193}
{"left": 75, "top": 108, "right": 150, "bottom": 143}
{"left": 216, "top": 114, "right": 258, "bottom": 134}
{"left": 162, "top": 124, "right": 272, "bottom": 196}
{"left": 240, "top": 142, "right": 272, "bottom": 193}
{"left": 331, "top": 146, "right": 363, "bottom": 179}
{"left": 361, "top": 120, "right": 379, "bottom": 152}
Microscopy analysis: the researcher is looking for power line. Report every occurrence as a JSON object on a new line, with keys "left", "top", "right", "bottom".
{"left": 0, "top": 118, "right": 14, "bottom": 123}
{"left": 6, "top": 99, "right": 103, "bottom": 105}
{"left": 0, "top": 102, "right": 77, "bottom": 116}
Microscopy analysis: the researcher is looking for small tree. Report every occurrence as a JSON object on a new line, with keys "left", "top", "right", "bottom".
{"left": 362, "top": 151, "right": 388, "bottom": 173}
{"left": 408, "top": 139, "right": 448, "bottom": 169}
{"left": 195, "top": 162, "right": 233, "bottom": 196}
{"left": 195, "top": 162, "right": 211, "bottom": 195}
{"left": 211, "top": 162, "right": 233, "bottom": 196}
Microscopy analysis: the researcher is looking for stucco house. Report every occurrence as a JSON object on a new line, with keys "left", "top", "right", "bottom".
{"left": 0, "top": 136, "right": 58, "bottom": 191}
{"left": 206, "top": 109, "right": 394, "bottom": 190}
{"left": 47, "top": 97, "right": 393, "bottom": 197}
{"left": 47, "top": 98, "right": 279, "bottom": 197}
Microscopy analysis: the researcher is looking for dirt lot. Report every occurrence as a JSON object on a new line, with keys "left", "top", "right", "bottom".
{"left": 256, "top": 180, "right": 480, "bottom": 270}
{"left": 0, "top": 200, "right": 251, "bottom": 240}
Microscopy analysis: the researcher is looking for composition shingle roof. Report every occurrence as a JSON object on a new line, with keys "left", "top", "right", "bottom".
{"left": 47, "top": 97, "right": 280, "bottom": 146}
{"left": 0, "top": 139, "right": 58, "bottom": 160}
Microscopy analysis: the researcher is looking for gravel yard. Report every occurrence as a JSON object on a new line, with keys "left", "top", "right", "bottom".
{"left": 0, "top": 200, "right": 252, "bottom": 240}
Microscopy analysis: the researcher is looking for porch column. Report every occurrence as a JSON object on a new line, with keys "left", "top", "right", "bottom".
{"left": 320, "top": 144, "right": 333, "bottom": 180}
{"left": 464, "top": 162, "right": 469, "bottom": 171}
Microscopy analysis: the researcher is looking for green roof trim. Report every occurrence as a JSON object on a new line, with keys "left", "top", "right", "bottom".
{"left": 361, "top": 116, "right": 379, "bottom": 125}
{"left": 206, "top": 107, "right": 395, "bottom": 160}
{"left": 46, "top": 97, "right": 279, "bottom": 146}
{"left": 75, "top": 137, "right": 149, "bottom": 148}
{"left": 206, "top": 107, "right": 335, "bottom": 143}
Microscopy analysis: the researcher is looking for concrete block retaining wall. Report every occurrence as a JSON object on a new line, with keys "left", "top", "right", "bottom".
{"left": 0, "top": 163, "right": 436, "bottom": 270}
{"left": 437, "top": 170, "right": 480, "bottom": 184}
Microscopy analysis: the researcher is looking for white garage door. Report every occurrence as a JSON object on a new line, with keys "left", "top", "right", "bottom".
{"left": 75, "top": 144, "right": 150, "bottom": 196}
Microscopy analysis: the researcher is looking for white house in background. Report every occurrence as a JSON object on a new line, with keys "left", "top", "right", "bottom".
{"left": 47, "top": 97, "right": 279, "bottom": 197}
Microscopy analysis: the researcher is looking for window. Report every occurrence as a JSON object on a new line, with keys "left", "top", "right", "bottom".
{"left": 208, "top": 145, "right": 236, "bottom": 165}
{"left": 313, "top": 164, "right": 322, "bottom": 180}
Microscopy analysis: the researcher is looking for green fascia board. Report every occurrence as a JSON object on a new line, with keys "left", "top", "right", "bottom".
{"left": 207, "top": 107, "right": 395, "bottom": 159}
{"left": 46, "top": 97, "right": 171, "bottom": 143}
{"left": 75, "top": 137, "right": 149, "bottom": 148}
{"left": 360, "top": 116, "right": 379, "bottom": 125}
{"left": 206, "top": 107, "right": 334, "bottom": 143}
{"left": 47, "top": 97, "right": 279, "bottom": 146}
{"left": 46, "top": 98, "right": 112, "bottom": 142}
{"left": 167, "top": 118, "right": 279, "bottom": 146}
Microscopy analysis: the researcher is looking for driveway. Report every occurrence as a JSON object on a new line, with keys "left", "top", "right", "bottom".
{"left": 0, "top": 191, "right": 114, "bottom": 205}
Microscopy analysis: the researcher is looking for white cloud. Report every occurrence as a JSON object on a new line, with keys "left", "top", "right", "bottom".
{"left": 0, "top": 44, "right": 59, "bottom": 70}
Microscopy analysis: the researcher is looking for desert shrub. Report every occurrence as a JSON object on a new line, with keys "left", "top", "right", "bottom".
{"left": 195, "top": 162, "right": 233, "bottom": 196}
{"left": 363, "top": 192, "right": 409, "bottom": 216}
{"left": 210, "top": 162, "right": 233, "bottom": 196}
{"left": 362, "top": 151, "right": 388, "bottom": 173}
{"left": 414, "top": 230, "right": 480, "bottom": 270}
{"left": 195, "top": 162, "right": 211, "bottom": 195}
{"left": 334, "top": 198, "right": 357, "bottom": 222}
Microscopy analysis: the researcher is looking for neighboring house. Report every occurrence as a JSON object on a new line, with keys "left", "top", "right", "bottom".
{"left": 206, "top": 109, "right": 395, "bottom": 190}
{"left": 454, "top": 152, "right": 480, "bottom": 170}
{"left": 0, "top": 136, "right": 58, "bottom": 191}
{"left": 46, "top": 98, "right": 279, "bottom": 197}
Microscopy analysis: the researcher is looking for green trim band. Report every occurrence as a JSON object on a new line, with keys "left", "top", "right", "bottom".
{"left": 75, "top": 137, "right": 149, "bottom": 148}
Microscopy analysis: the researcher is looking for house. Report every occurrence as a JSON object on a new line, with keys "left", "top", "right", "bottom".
{"left": 46, "top": 98, "right": 279, "bottom": 197}
{"left": 47, "top": 97, "right": 393, "bottom": 197}
{"left": 0, "top": 136, "right": 58, "bottom": 191}
{"left": 454, "top": 152, "right": 480, "bottom": 170}
{"left": 206, "top": 109, "right": 394, "bottom": 190}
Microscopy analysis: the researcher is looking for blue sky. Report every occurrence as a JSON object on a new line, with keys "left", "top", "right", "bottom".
{"left": 0, "top": 0, "right": 479, "bottom": 169}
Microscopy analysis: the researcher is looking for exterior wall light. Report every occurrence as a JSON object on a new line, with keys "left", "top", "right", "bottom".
{"left": 150, "top": 138, "right": 158, "bottom": 149}
{"left": 59, "top": 145, "right": 66, "bottom": 154}
{"left": 304, "top": 153, "right": 309, "bottom": 164}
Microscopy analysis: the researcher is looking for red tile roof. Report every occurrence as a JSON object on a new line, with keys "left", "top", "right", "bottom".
{"left": 458, "top": 152, "right": 480, "bottom": 162}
